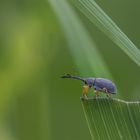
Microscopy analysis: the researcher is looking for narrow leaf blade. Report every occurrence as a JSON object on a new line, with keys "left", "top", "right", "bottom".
{"left": 81, "top": 97, "right": 140, "bottom": 140}
{"left": 75, "top": 0, "right": 140, "bottom": 66}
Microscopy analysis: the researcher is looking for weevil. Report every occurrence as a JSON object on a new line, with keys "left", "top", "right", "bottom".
{"left": 61, "top": 74, "right": 117, "bottom": 97}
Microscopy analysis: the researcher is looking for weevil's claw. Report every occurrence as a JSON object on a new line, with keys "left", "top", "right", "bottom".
{"left": 84, "top": 95, "right": 88, "bottom": 99}
{"left": 106, "top": 93, "right": 110, "bottom": 97}
{"left": 81, "top": 93, "right": 88, "bottom": 99}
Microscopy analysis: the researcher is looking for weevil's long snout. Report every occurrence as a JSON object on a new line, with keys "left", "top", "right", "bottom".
{"left": 61, "top": 74, "right": 85, "bottom": 82}
{"left": 61, "top": 74, "right": 72, "bottom": 78}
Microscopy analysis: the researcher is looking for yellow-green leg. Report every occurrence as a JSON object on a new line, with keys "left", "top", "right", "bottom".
{"left": 82, "top": 85, "right": 89, "bottom": 98}
{"left": 94, "top": 90, "right": 99, "bottom": 97}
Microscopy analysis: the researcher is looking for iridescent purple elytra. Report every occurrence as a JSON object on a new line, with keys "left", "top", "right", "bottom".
{"left": 61, "top": 74, "right": 117, "bottom": 94}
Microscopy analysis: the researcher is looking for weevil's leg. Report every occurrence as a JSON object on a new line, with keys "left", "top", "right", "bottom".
{"left": 103, "top": 87, "right": 108, "bottom": 93}
{"left": 94, "top": 90, "right": 99, "bottom": 97}
{"left": 102, "top": 88, "right": 110, "bottom": 97}
{"left": 82, "top": 85, "right": 89, "bottom": 98}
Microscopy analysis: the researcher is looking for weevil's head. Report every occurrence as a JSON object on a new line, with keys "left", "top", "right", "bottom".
{"left": 84, "top": 78, "right": 95, "bottom": 87}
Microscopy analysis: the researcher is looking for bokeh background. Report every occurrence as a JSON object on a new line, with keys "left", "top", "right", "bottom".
{"left": 0, "top": 0, "right": 140, "bottom": 140}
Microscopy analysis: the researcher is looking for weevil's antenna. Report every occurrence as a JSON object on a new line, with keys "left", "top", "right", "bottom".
{"left": 61, "top": 74, "right": 85, "bottom": 82}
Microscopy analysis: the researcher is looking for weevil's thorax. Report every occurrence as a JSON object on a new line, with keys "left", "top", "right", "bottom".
{"left": 84, "top": 78, "right": 95, "bottom": 87}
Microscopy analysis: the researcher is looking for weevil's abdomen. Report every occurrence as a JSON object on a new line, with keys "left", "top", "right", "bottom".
{"left": 94, "top": 78, "right": 117, "bottom": 94}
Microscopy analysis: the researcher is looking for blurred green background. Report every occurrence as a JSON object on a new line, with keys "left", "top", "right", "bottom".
{"left": 0, "top": 0, "right": 140, "bottom": 140}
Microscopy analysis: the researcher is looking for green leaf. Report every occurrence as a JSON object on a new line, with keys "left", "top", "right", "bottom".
{"left": 48, "top": 0, "right": 111, "bottom": 77}
{"left": 74, "top": 0, "right": 140, "bottom": 66}
{"left": 81, "top": 97, "right": 140, "bottom": 140}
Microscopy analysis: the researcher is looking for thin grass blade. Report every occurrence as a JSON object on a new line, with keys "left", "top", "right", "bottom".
{"left": 74, "top": 0, "right": 140, "bottom": 66}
